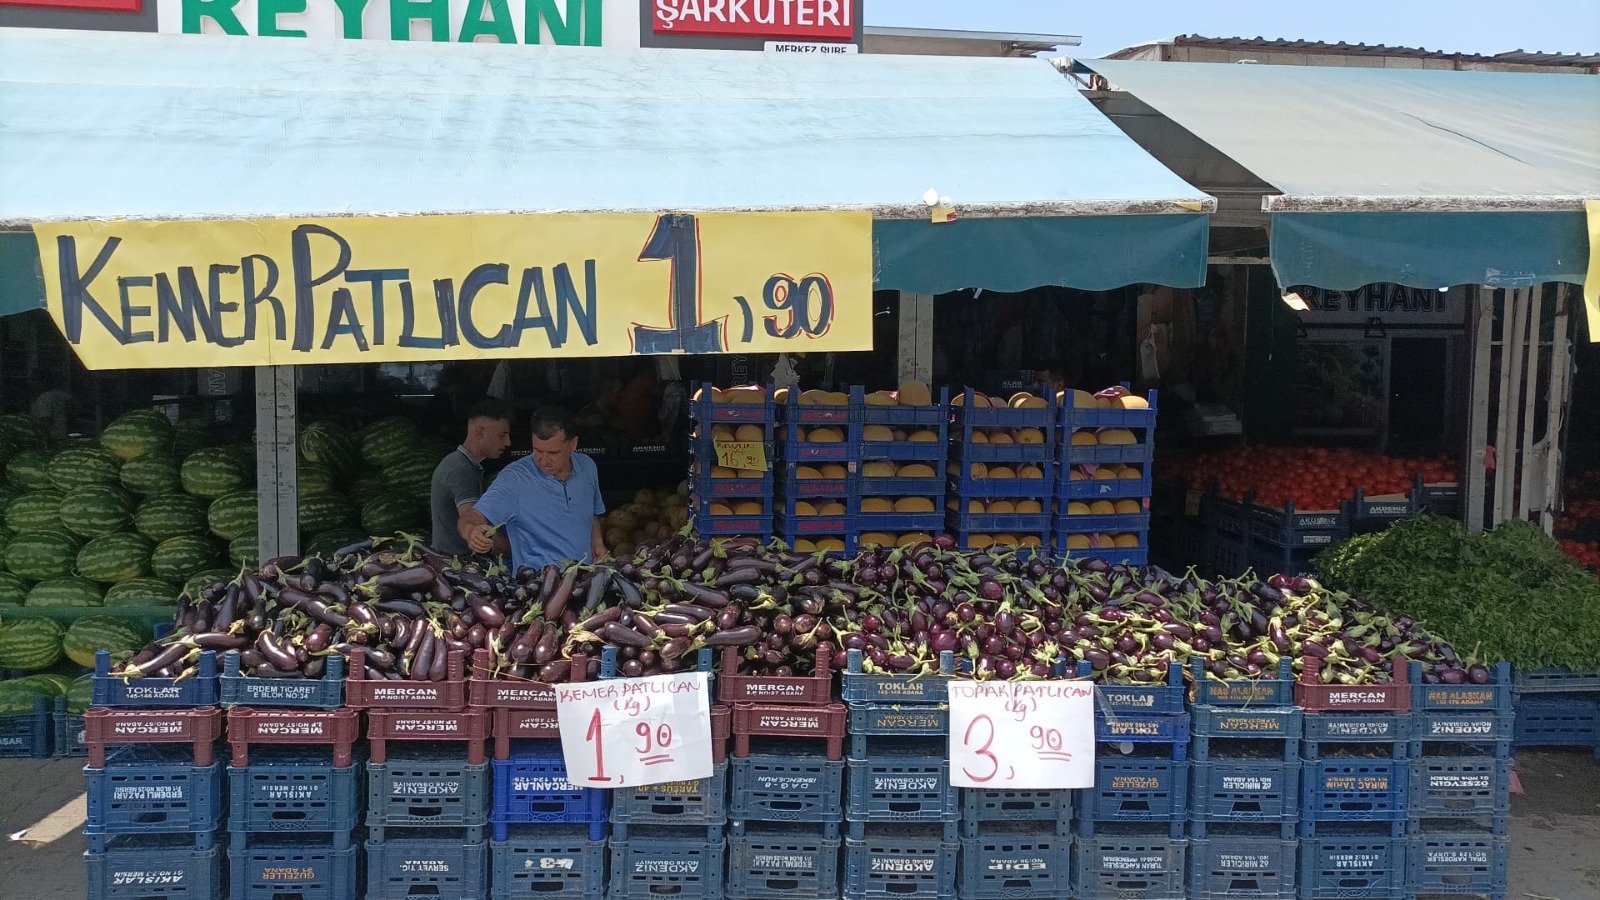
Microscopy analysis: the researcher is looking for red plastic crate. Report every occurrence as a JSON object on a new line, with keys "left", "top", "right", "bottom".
{"left": 468, "top": 650, "right": 592, "bottom": 710}
{"left": 719, "top": 646, "right": 834, "bottom": 706}
{"left": 344, "top": 647, "right": 468, "bottom": 710}
{"left": 226, "top": 707, "right": 362, "bottom": 767}
{"left": 1295, "top": 657, "right": 1411, "bottom": 713}
{"left": 711, "top": 704, "right": 730, "bottom": 765}
{"left": 492, "top": 708, "right": 561, "bottom": 760}
{"left": 732, "top": 702, "right": 846, "bottom": 760}
{"left": 83, "top": 707, "right": 224, "bottom": 767}
{"left": 367, "top": 708, "right": 490, "bottom": 764}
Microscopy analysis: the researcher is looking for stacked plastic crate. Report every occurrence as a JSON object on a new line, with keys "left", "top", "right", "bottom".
{"left": 222, "top": 650, "right": 363, "bottom": 900}
{"left": 691, "top": 384, "right": 777, "bottom": 542}
{"left": 837, "top": 648, "right": 960, "bottom": 900}
{"left": 857, "top": 386, "right": 949, "bottom": 550}
{"left": 774, "top": 389, "right": 859, "bottom": 554}
{"left": 347, "top": 646, "right": 494, "bottom": 900}
{"left": 1405, "top": 660, "right": 1513, "bottom": 900}
{"left": 1074, "top": 658, "right": 1190, "bottom": 900}
{"left": 1511, "top": 667, "right": 1600, "bottom": 758}
{"left": 947, "top": 389, "right": 1054, "bottom": 551}
{"left": 0, "top": 692, "right": 50, "bottom": 757}
{"left": 1244, "top": 499, "right": 1350, "bottom": 578}
{"left": 1187, "top": 658, "right": 1301, "bottom": 900}
{"left": 1294, "top": 656, "right": 1412, "bottom": 900}
{"left": 1054, "top": 389, "right": 1157, "bottom": 564}
{"left": 82, "top": 649, "right": 226, "bottom": 900}
{"left": 724, "top": 644, "right": 845, "bottom": 900}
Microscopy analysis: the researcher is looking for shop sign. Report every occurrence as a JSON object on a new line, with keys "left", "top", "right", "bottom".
{"left": 765, "top": 40, "right": 854, "bottom": 54}
{"left": 0, "top": 0, "right": 141, "bottom": 11}
{"left": 32, "top": 211, "right": 873, "bottom": 370}
{"left": 651, "top": 0, "right": 852, "bottom": 39}
{"left": 157, "top": 0, "right": 612, "bottom": 44}
{"left": 1296, "top": 284, "right": 1467, "bottom": 328}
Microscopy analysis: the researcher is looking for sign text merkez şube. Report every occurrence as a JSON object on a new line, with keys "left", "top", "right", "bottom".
{"left": 653, "top": 0, "right": 851, "bottom": 38}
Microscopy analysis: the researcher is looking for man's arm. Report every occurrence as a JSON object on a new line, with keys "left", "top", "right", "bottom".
{"left": 456, "top": 500, "right": 511, "bottom": 556}
{"left": 591, "top": 516, "right": 607, "bottom": 562}
{"left": 458, "top": 505, "right": 497, "bottom": 554}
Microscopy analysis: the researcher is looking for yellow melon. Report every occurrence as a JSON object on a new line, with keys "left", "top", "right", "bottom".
{"left": 773, "top": 387, "right": 791, "bottom": 404}
{"left": 969, "top": 462, "right": 989, "bottom": 479}
{"left": 897, "top": 533, "right": 933, "bottom": 547}
{"left": 798, "top": 389, "right": 831, "bottom": 406}
{"left": 1093, "top": 469, "right": 1119, "bottom": 482}
{"left": 709, "top": 502, "right": 734, "bottom": 516}
{"left": 820, "top": 464, "right": 849, "bottom": 479}
{"left": 991, "top": 533, "right": 1019, "bottom": 546}
{"left": 862, "top": 461, "right": 897, "bottom": 478}
{"left": 986, "top": 500, "right": 1016, "bottom": 515}
{"left": 969, "top": 431, "right": 990, "bottom": 444}
{"left": 733, "top": 501, "right": 764, "bottom": 515}
{"left": 864, "top": 391, "right": 897, "bottom": 407}
{"left": 693, "top": 386, "right": 722, "bottom": 403}
{"left": 1066, "top": 501, "right": 1092, "bottom": 515}
{"left": 1017, "top": 465, "right": 1045, "bottom": 480}
{"left": 899, "top": 463, "right": 936, "bottom": 478}
{"left": 1009, "top": 392, "right": 1047, "bottom": 409}
{"left": 792, "top": 538, "right": 817, "bottom": 552}
{"left": 988, "top": 431, "right": 1015, "bottom": 445}
{"left": 814, "top": 538, "right": 846, "bottom": 553}
{"left": 1061, "top": 389, "right": 1095, "bottom": 408}
{"left": 807, "top": 427, "right": 844, "bottom": 443}
{"left": 1015, "top": 499, "right": 1043, "bottom": 514}
{"left": 989, "top": 466, "right": 1016, "bottom": 480}
{"left": 1118, "top": 395, "right": 1150, "bottom": 410}
{"left": 1090, "top": 500, "right": 1116, "bottom": 515}
{"left": 711, "top": 465, "right": 738, "bottom": 479}
{"left": 1070, "top": 431, "right": 1098, "bottom": 446}
{"left": 1069, "top": 468, "right": 1089, "bottom": 481}
{"left": 1018, "top": 535, "right": 1042, "bottom": 549}
{"left": 1065, "top": 534, "right": 1090, "bottom": 549}
{"left": 1114, "top": 533, "right": 1141, "bottom": 548}
{"left": 734, "top": 424, "right": 765, "bottom": 442}
{"left": 861, "top": 498, "right": 894, "bottom": 513}
{"left": 1118, "top": 466, "right": 1143, "bottom": 479}
{"left": 908, "top": 430, "right": 939, "bottom": 443}
{"left": 722, "top": 387, "right": 765, "bottom": 404}
{"left": 818, "top": 501, "right": 847, "bottom": 516}
{"left": 966, "top": 534, "right": 994, "bottom": 549}
{"left": 1099, "top": 429, "right": 1138, "bottom": 445}
{"left": 1017, "top": 428, "right": 1045, "bottom": 445}
{"left": 737, "top": 468, "right": 764, "bottom": 479}
{"left": 863, "top": 424, "right": 895, "bottom": 443}
{"left": 1098, "top": 384, "right": 1131, "bottom": 399}
{"left": 711, "top": 425, "right": 737, "bottom": 442}
{"left": 895, "top": 497, "right": 936, "bottom": 514}
{"left": 795, "top": 466, "right": 823, "bottom": 480}
{"left": 964, "top": 499, "right": 985, "bottom": 513}
{"left": 793, "top": 500, "right": 819, "bottom": 516}
{"left": 1114, "top": 499, "right": 1142, "bottom": 515}
{"left": 897, "top": 381, "right": 933, "bottom": 407}
{"left": 859, "top": 532, "right": 896, "bottom": 547}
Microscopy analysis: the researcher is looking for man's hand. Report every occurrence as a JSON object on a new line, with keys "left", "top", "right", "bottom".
{"left": 459, "top": 506, "right": 498, "bottom": 555}
{"left": 468, "top": 525, "right": 497, "bottom": 554}
{"left": 591, "top": 516, "right": 608, "bottom": 562}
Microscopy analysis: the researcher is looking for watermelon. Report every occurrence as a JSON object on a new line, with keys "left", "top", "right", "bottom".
{"left": 296, "top": 462, "right": 338, "bottom": 497}
{"left": 208, "top": 490, "right": 258, "bottom": 540}
{"left": 0, "top": 436, "right": 15, "bottom": 469}
{"left": 58, "top": 485, "right": 134, "bottom": 538}
{"left": 5, "top": 448, "right": 55, "bottom": 491}
{"left": 299, "top": 494, "right": 355, "bottom": 536}
{"left": 3, "top": 530, "right": 81, "bottom": 580}
{"left": 0, "top": 483, "right": 21, "bottom": 511}
{"left": 6, "top": 490, "right": 65, "bottom": 532}
{"left": 66, "top": 673, "right": 93, "bottom": 714}
{"left": 360, "top": 417, "right": 421, "bottom": 467}
{"left": 383, "top": 451, "right": 437, "bottom": 503}
{"left": 350, "top": 472, "right": 389, "bottom": 506}
{"left": 171, "top": 419, "right": 213, "bottom": 458}
{"left": 100, "top": 411, "right": 173, "bottom": 461}
{"left": 180, "top": 447, "right": 249, "bottom": 498}
{"left": 0, "top": 414, "right": 46, "bottom": 449}
{"left": 120, "top": 454, "right": 183, "bottom": 496}
{"left": 183, "top": 569, "right": 235, "bottom": 600}
{"left": 5, "top": 674, "right": 71, "bottom": 697}
{"left": 0, "top": 572, "right": 29, "bottom": 606}
{"left": 299, "top": 421, "right": 358, "bottom": 472}
{"left": 0, "top": 685, "right": 47, "bottom": 715}
{"left": 47, "top": 447, "right": 122, "bottom": 491}
{"left": 149, "top": 535, "right": 220, "bottom": 581}
{"left": 134, "top": 494, "right": 209, "bottom": 542}
{"left": 0, "top": 618, "right": 66, "bottom": 670}
{"left": 228, "top": 533, "right": 259, "bottom": 568}
{"left": 62, "top": 616, "right": 147, "bottom": 668}
{"left": 305, "top": 529, "right": 368, "bottom": 557}
{"left": 361, "top": 496, "right": 426, "bottom": 535}
{"left": 27, "top": 576, "right": 104, "bottom": 607}
{"left": 103, "top": 577, "right": 179, "bottom": 607}
{"left": 76, "top": 532, "right": 154, "bottom": 583}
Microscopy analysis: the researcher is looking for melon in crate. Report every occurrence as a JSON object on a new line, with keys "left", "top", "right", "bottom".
{"left": 27, "top": 576, "right": 104, "bottom": 608}
{"left": 5, "top": 490, "right": 65, "bottom": 532}
{"left": 58, "top": 485, "right": 135, "bottom": 538}
{"left": 47, "top": 448, "right": 122, "bottom": 492}
{"left": 119, "top": 454, "right": 183, "bottom": 496}
{"left": 180, "top": 447, "right": 249, "bottom": 498}
{"left": 0, "top": 618, "right": 66, "bottom": 671}
{"left": 103, "top": 577, "right": 179, "bottom": 607}
{"left": 76, "top": 532, "right": 154, "bottom": 583}
{"left": 62, "top": 616, "right": 147, "bottom": 668}
{"left": 208, "top": 490, "right": 258, "bottom": 540}
{"left": 134, "top": 493, "right": 208, "bottom": 542}
{"left": 100, "top": 411, "right": 173, "bottom": 461}
{"left": 3, "top": 530, "right": 81, "bottom": 580}
{"left": 149, "top": 535, "right": 220, "bottom": 581}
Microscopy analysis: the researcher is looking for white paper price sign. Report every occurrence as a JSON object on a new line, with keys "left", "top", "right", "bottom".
{"left": 555, "top": 671, "right": 714, "bottom": 788}
{"left": 948, "top": 680, "right": 1096, "bottom": 789}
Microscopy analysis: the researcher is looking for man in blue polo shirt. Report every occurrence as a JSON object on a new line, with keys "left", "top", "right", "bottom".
{"left": 460, "top": 407, "right": 607, "bottom": 571}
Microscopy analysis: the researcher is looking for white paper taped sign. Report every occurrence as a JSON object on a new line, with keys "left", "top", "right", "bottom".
{"left": 555, "top": 671, "right": 714, "bottom": 788}
{"left": 947, "top": 680, "right": 1096, "bottom": 790}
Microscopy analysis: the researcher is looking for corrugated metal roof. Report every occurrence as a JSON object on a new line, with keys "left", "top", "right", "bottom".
{"left": 1112, "top": 34, "right": 1600, "bottom": 68}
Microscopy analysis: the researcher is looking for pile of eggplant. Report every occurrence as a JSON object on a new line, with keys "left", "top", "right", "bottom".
{"left": 116, "top": 532, "right": 1476, "bottom": 688}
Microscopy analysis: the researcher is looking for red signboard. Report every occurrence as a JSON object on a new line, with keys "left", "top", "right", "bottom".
{"left": 652, "top": 0, "right": 854, "bottom": 40}
{"left": 0, "top": 0, "right": 141, "bottom": 10}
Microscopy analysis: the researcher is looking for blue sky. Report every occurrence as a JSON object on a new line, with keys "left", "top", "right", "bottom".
{"left": 864, "top": 0, "right": 1600, "bottom": 58}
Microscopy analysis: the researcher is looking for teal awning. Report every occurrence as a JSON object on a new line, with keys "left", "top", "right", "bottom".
{"left": 1084, "top": 59, "right": 1600, "bottom": 290}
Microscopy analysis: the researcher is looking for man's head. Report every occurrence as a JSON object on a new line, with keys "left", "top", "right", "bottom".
{"left": 528, "top": 407, "right": 578, "bottom": 478}
{"left": 464, "top": 399, "right": 513, "bottom": 461}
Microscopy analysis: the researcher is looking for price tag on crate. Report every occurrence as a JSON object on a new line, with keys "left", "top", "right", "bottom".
{"left": 713, "top": 440, "right": 768, "bottom": 472}
{"left": 948, "top": 681, "right": 1095, "bottom": 789}
{"left": 555, "top": 671, "right": 714, "bottom": 788}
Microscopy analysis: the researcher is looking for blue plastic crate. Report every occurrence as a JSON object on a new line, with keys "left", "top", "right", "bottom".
{"left": 861, "top": 390, "right": 949, "bottom": 427}
{"left": 1071, "top": 832, "right": 1188, "bottom": 900}
{"left": 366, "top": 828, "right": 489, "bottom": 900}
{"left": 367, "top": 747, "right": 490, "bottom": 830}
{"left": 1190, "top": 706, "right": 1303, "bottom": 761}
{"left": 1056, "top": 435, "right": 1157, "bottom": 466}
{"left": 1190, "top": 759, "right": 1299, "bottom": 838}
{"left": 491, "top": 742, "right": 609, "bottom": 841}
{"left": 845, "top": 741, "right": 958, "bottom": 823}
{"left": 729, "top": 742, "right": 846, "bottom": 824}
{"left": 1209, "top": 534, "right": 1249, "bottom": 580}
{"left": 1056, "top": 511, "right": 1152, "bottom": 533}
{"left": 1301, "top": 711, "right": 1410, "bottom": 758}
{"left": 1350, "top": 487, "right": 1422, "bottom": 522}
{"left": 52, "top": 696, "right": 88, "bottom": 758}
{"left": 1301, "top": 758, "right": 1409, "bottom": 823}
{"left": 959, "top": 788, "right": 1073, "bottom": 839}
{"left": 860, "top": 436, "right": 948, "bottom": 462}
{"left": 0, "top": 695, "right": 50, "bottom": 758}
{"left": 1298, "top": 833, "right": 1407, "bottom": 899}
{"left": 1187, "top": 837, "right": 1298, "bottom": 900}
{"left": 778, "top": 464, "right": 854, "bottom": 498}
{"left": 93, "top": 648, "right": 219, "bottom": 709}
{"left": 1245, "top": 500, "right": 1349, "bottom": 549}
{"left": 220, "top": 649, "right": 344, "bottom": 709}
{"left": 781, "top": 433, "right": 860, "bottom": 463}
{"left": 228, "top": 833, "right": 359, "bottom": 900}
{"left": 1407, "top": 833, "right": 1507, "bottom": 896}
{"left": 1408, "top": 755, "right": 1512, "bottom": 826}
{"left": 727, "top": 822, "right": 842, "bottom": 899}
{"left": 84, "top": 743, "right": 225, "bottom": 838}
{"left": 1079, "top": 755, "right": 1188, "bottom": 838}
{"left": 856, "top": 511, "right": 945, "bottom": 536}
{"left": 1190, "top": 658, "right": 1296, "bottom": 707}
{"left": 608, "top": 829, "right": 726, "bottom": 900}
{"left": 85, "top": 835, "right": 224, "bottom": 900}
{"left": 1083, "top": 662, "right": 1185, "bottom": 717}
{"left": 1247, "top": 542, "right": 1324, "bottom": 579}
{"left": 228, "top": 746, "right": 362, "bottom": 835}
{"left": 778, "top": 392, "right": 861, "bottom": 425}
{"left": 691, "top": 385, "right": 776, "bottom": 422}
{"left": 847, "top": 701, "right": 948, "bottom": 737}
{"left": 489, "top": 824, "right": 606, "bottom": 900}
{"left": 950, "top": 510, "right": 1054, "bottom": 534}
{"left": 610, "top": 760, "right": 728, "bottom": 832}
{"left": 775, "top": 510, "right": 853, "bottom": 538}
{"left": 1056, "top": 470, "right": 1154, "bottom": 501}
{"left": 843, "top": 824, "right": 957, "bottom": 900}
{"left": 859, "top": 466, "right": 948, "bottom": 498}
{"left": 1409, "top": 711, "right": 1514, "bottom": 756}
{"left": 1409, "top": 660, "right": 1514, "bottom": 714}
{"left": 841, "top": 648, "right": 955, "bottom": 705}
{"left": 957, "top": 823, "right": 1070, "bottom": 900}
{"left": 1096, "top": 712, "right": 1190, "bottom": 754}
{"left": 1511, "top": 667, "right": 1600, "bottom": 694}
{"left": 1513, "top": 694, "right": 1599, "bottom": 749}
{"left": 694, "top": 512, "right": 774, "bottom": 538}
{"left": 696, "top": 471, "right": 777, "bottom": 499}
{"left": 1058, "top": 389, "right": 1159, "bottom": 430}
{"left": 948, "top": 466, "right": 1054, "bottom": 499}
{"left": 1058, "top": 541, "right": 1149, "bottom": 567}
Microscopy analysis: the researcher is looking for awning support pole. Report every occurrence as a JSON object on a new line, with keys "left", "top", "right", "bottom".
{"left": 255, "top": 365, "right": 298, "bottom": 560}
{"left": 1464, "top": 286, "right": 1494, "bottom": 534}
{"left": 897, "top": 293, "right": 935, "bottom": 384}
{"left": 1516, "top": 286, "right": 1544, "bottom": 520}
{"left": 1540, "top": 285, "right": 1572, "bottom": 534}
{"left": 1492, "top": 288, "right": 1526, "bottom": 528}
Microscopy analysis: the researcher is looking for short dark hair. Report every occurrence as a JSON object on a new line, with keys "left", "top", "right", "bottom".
{"left": 529, "top": 406, "right": 576, "bottom": 441}
{"left": 465, "top": 398, "right": 513, "bottom": 424}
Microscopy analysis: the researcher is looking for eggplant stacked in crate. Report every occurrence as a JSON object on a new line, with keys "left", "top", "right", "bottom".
{"left": 947, "top": 389, "right": 1054, "bottom": 550}
{"left": 855, "top": 385, "right": 950, "bottom": 550}
{"left": 1054, "top": 388, "right": 1157, "bottom": 564}
{"left": 690, "top": 384, "right": 777, "bottom": 541}
{"left": 1511, "top": 667, "right": 1600, "bottom": 758}
{"left": 1405, "top": 661, "right": 1513, "bottom": 900}
{"left": 774, "top": 389, "right": 860, "bottom": 554}
{"left": 81, "top": 650, "right": 225, "bottom": 900}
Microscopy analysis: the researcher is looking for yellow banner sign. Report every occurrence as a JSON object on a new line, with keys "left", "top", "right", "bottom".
{"left": 33, "top": 211, "right": 873, "bottom": 369}
{"left": 1586, "top": 199, "right": 1600, "bottom": 344}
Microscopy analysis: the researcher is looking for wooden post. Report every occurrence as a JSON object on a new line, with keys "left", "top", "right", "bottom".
{"left": 1464, "top": 287, "right": 1495, "bottom": 534}
{"left": 254, "top": 365, "right": 298, "bottom": 559}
